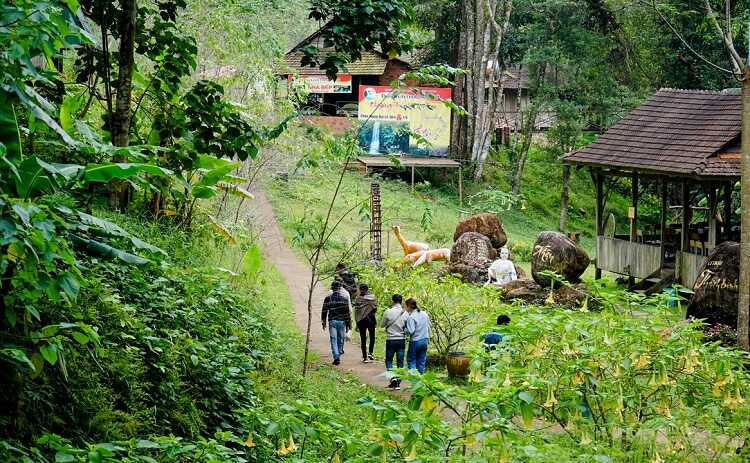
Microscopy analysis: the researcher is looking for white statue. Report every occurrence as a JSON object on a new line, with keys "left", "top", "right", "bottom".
{"left": 486, "top": 246, "right": 517, "bottom": 286}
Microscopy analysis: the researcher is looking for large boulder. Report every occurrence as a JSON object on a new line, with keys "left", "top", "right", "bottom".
{"left": 496, "top": 279, "right": 598, "bottom": 310}
{"left": 448, "top": 232, "right": 496, "bottom": 284}
{"left": 531, "top": 231, "right": 590, "bottom": 287}
{"left": 454, "top": 213, "right": 507, "bottom": 250}
{"left": 688, "top": 242, "right": 740, "bottom": 327}
{"left": 499, "top": 279, "right": 542, "bottom": 303}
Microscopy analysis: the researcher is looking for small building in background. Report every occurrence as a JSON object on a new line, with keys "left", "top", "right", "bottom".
{"left": 278, "top": 25, "right": 414, "bottom": 135}
{"left": 493, "top": 65, "right": 555, "bottom": 145}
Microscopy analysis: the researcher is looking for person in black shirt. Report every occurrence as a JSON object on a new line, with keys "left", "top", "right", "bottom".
{"left": 355, "top": 283, "right": 377, "bottom": 363}
{"left": 322, "top": 280, "right": 352, "bottom": 365}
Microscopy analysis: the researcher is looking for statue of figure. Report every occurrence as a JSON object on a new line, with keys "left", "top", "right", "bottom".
{"left": 486, "top": 246, "right": 517, "bottom": 286}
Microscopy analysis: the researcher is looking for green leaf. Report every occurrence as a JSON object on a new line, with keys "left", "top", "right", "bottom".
{"left": 518, "top": 391, "right": 534, "bottom": 404}
{"left": 195, "top": 154, "right": 236, "bottom": 170}
{"left": 40, "top": 344, "right": 58, "bottom": 366}
{"left": 64, "top": 0, "right": 80, "bottom": 13}
{"left": 57, "top": 273, "right": 80, "bottom": 301}
{"left": 0, "top": 348, "right": 35, "bottom": 371}
{"left": 136, "top": 440, "right": 159, "bottom": 449}
{"left": 5, "top": 307, "right": 17, "bottom": 327}
{"left": 265, "top": 421, "right": 280, "bottom": 436}
{"left": 83, "top": 163, "right": 173, "bottom": 183}
{"left": 60, "top": 94, "right": 83, "bottom": 134}
{"left": 70, "top": 234, "right": 150, "bottom": 265}
{"left": 15, "top": 157, "right": 57, "bottom": 199}
{"left": 191, "top": 185, "right": 217, "bottom": 199}
{"left": 242, "top": 244, "right": 262, "bottom": 276}
{"left": 71, "top": 332, "right": 89, "bottom": 345}
{"left": 77, "top": 212, "right": 129, "bottom": 236}
{"left": 54, "top": 451, "right": 75, "bottom": 462}
{"left": 0, "top": 90, "right": 22, "bottom": 162}
{"left": 196, "top": 162, "right": 241, "bottom": 188}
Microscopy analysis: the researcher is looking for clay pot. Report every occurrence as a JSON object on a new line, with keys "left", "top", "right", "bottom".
{"left": 445, "top": 351, "right": 471, "bottom": 378}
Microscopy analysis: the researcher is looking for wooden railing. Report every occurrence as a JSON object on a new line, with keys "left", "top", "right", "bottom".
{"left": 596, "top": 237, "right": 707, "bottom": 287}
{"left": 676, "top": 251, "right": 707, "bottom": 288}
{"left": 596, "top": 237, "right": 661, "bottom": 279}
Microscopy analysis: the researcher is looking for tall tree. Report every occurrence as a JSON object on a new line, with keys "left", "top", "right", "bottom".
{"left": 452, "top": 0, "right": 513, "bottom": 179}
{"left": 109, "top": 0, "right": 138, "bottom": 209}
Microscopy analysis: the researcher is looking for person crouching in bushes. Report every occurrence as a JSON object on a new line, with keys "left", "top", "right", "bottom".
{"left": 483, "top": 314, "right": 511, "bottom": 351}
{"left": 322, "top": 280, "right": 352, "bottom": 366}
{"left": 380, "top": 294, "right": 408, "bottom": 389}
{"left": 355, "top": 283, "right": 377, "bottom": 363}
{"left": 405, "top": 298, "right": 430, "bottom": 374}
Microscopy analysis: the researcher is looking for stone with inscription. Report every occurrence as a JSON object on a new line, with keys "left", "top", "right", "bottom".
{"left": 448, "top": 232, "right": 496, "bottom": 284}
{"left": 531, "top": 231, "right": 590, "bottom": 287}
{"left": 688, "top": 241, "right": 743, "bottom": 328}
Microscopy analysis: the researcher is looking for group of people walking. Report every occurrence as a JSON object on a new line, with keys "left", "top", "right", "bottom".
{"left": 320, "top": 264, "right": 431, "bottom": 390}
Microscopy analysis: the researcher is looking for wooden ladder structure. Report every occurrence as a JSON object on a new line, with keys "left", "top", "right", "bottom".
{"left": 370, "top": 183, "right": 382, "bottom": 262}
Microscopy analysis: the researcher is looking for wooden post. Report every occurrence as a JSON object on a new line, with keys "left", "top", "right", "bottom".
{"left": 724, "top": 182, "right": 733, "bottom": 241}
{"left": 659, "top": 178, "right": 667, "bottom": 268}
{"left": 594, "top": 170, "right": 604, "bottom": 280}
{"left": 410, "top": 165, "right": 415, "bottom": 193}
{"left": 630, "top": 173, "right": 639, "bottom": 242}
{"left": 629, "top": 173, "right": 639, "bottom": 285}
{"left": 708, "top": 184, "right": 718, "bottom": 250}
{"left": 458, "top": 164, "right": 464, "bottom": 207}
{"left": 681, "top": 180, "right": 690, "bottom": 253}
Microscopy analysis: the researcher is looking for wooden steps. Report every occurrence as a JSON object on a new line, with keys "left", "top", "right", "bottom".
{"left": 630, "top": 268, "right": 676, "bottom": 296}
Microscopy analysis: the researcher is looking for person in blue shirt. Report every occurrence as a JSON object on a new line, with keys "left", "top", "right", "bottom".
{"left": 404, "top": 298, "right": 430, "bottom": 374}
{"left": 484, "top": 314, "right": 511, "bottom": 351}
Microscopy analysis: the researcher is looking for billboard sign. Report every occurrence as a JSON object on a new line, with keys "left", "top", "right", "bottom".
{"left": 288, "top": 74, "right": 352, "bottom": 94}
{"left": 357, "top": 86, "right": 451, "bottom": 157}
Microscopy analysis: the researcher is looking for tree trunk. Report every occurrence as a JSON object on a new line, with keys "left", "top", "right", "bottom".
{"left": 559, "top": 164, "right": 570, "bottom": 231}
{"left": 510, "top": 101, "right": 539, "bottom": 195}
{"left": 452, "top": 0, "right": 512, "bottom": 179}
{"left": 109, "top": 0, "right": 137, "bottom": 209}
{"left": 738, "top": 67, "right": 750, "bottom": 350}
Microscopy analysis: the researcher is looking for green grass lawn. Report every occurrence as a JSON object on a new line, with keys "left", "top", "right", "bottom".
{"left": 264, "top": 145, "right": 633, "bottom": 267}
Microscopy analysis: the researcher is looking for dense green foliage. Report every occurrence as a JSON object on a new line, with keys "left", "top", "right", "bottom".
{"left": 5, "top": 0, "right": 750, "bottom": 461}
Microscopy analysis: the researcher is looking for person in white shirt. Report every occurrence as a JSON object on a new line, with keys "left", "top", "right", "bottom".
{"left": 404, "top": 298, "right": 430, "bottom": 374}
{"left": 379, "top": 294, "right": 408, "bottom": 389}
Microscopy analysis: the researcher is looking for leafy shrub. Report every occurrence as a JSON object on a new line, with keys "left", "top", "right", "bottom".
{"left": 1, "top": 209, "right": 274, "bottom": 451}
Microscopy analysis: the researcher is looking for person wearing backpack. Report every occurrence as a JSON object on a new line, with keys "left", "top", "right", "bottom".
{"left": 335, "top": 263, "right": 358, "bottom": 299}
{"left": 379, "top": 294, "right": 408, "bottom": 389}
{"left": 355, "top": 283, "right": 377, "bottom": 363}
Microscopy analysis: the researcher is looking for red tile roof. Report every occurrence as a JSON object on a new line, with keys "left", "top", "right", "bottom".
{"left": 563, "top": 88, "right": 741, "bottom": 178}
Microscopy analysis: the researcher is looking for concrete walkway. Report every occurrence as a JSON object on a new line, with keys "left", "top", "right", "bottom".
{"left": 252, "top": 190, "right": 396, "bottom": 389}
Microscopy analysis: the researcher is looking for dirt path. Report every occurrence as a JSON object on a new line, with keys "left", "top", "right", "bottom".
{"left": 252, "top": 190, "right": 396, "bottom": 390}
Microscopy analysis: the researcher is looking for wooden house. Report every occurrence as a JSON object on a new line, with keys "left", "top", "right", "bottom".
{"left": 278, "top": 25, "right": 414, "bottom": 133}
{"left": 563, "top": 88, "right": 740, "bottom": 292}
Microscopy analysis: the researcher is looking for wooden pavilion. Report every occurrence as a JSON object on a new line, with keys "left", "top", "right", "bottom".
{"left": 563, "top": 89, "right": 741, "bottom": 292}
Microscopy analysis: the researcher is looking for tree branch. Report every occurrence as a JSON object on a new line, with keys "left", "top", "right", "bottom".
{"left": 643, "top": 0, "right": 733, "bottom": 75}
